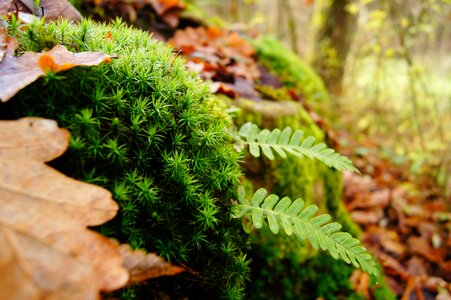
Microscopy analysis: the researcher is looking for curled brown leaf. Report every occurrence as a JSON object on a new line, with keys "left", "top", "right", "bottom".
{"left": 0, "top": 117, "right": 129, "bottom": 300}
{"left": 0, "top": 43, "right": 111, "bottom": 102}
{"left": 120, "top": 244, "right": 185, "bottom": 285}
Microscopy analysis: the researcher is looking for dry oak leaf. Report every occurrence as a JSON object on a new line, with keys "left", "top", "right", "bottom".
{"left": 0, "top": 117, "right": 128, "bottom": 300}
{"left": 0, "top": 0, "right": 11, "bottom": 15}
{"left": 0, "top": 28, "right": 6, "bottom": 63}
{"left": 7, "top": 0, "right": 81, "bottom": 21}
{"left": 39, "top": 0, "right": 82, "bottom": 21}
{"left": 120, "top": 244, "right": 185, "bottom": 284}
{"left": 0, "top": 43, "right": 111, "bottom": 102}
{"left": 149, "top": 0, "right": 185, "bottom": 16}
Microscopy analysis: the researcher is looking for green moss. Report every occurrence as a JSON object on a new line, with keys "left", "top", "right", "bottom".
{"left": 232, "top": 97, "right": 363, "bottom": 297}
{"left": 254, "top": 84, "right": 292, "bottom": 102}
{"left": 373, "top": 281, "right": 397, "bottom": 300}
{"left": 6, "top": 19, "right": 249, "bottom": 299}
{"left": 248, "top": 232, "right": 365, "bottom": 300}
{"left": 253, "top": 36, "right": 329, "bottom": 103}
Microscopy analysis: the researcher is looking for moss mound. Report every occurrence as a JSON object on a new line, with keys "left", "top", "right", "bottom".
{"left": 249, "top": 231, "right": 364, "bottom": 300}
{"left": 234, "top": 98, "right": 360, "bottom": 236}
{"left": 5, "top": 19, "right": 249, "bottom": 299}
{"left": 233, "top": 41, "right": 361, "bottom": 297}
{"left": 233, "top": 98, "right": 363, "bottom": 299}
{"left": 253, "top": 36, "right": 329, "bottom": 103}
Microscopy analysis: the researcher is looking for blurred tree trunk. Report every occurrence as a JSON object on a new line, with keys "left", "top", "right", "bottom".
{"left": 279, "top": 0, "right": 299, "bottom": 54}
{"left": 308, "top": 0, "right": 358, "bottom": 96}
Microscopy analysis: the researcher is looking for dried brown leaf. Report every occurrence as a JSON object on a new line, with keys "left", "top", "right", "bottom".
{"left": 0, "top": 117, "right": 129, "bottom": 300}
{"left": 0, "top": 0, "right": 10, "bottom": 15}
{"left": 407, "top": 236, "right": 445, "bottom": 264}
{"left": 0, "top": 28, "right": 6, "bottom": 63}
{"left": 171, "top": 26, "right": 261, "bottom": 97}
{"left": 401, "top": 276, "right": 423, "bottom": 300}
{"left": 406, "top": 256, "right": 427, "bottom": 277}
{"left": 350, "top": 209, "right": 383, "bottom": 224}
{"left": 0, "top": 43, "right": 111, "bottom": 102}
{"left": 120, "top": 244, "right": 184, "bottom": 284}
{"left": 378, "top": 252, "right": 409, "bottom": 281}
{"left": 350, "top": 270, "right": 370, "bottom": 299}
{"left": 149, "top": 0, "right": 185, "bottom": 16}
{"left": 210, "top": 81, "right": 238, "bottom": 98}
{"left": 40, "top": 0, "right": 81, "bottom": 20}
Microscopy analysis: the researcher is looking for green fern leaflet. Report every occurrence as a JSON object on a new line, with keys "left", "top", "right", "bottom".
{"left": 232, "top": 187, "right": 379, "bottom": 277}
{"left": 237, "top": 122, "right": 358, "bottom": 172}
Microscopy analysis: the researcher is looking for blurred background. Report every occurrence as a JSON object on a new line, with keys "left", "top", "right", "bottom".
{"left": 191, "top": 0, "right": 451, "bottom": 192}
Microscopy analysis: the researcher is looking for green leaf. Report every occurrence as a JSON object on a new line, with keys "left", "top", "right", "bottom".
{"left": 237, "top": 122, "right": 358, "bottom": 172}
{"left": 232, "top": 188, "right": 379, "bottom": 277}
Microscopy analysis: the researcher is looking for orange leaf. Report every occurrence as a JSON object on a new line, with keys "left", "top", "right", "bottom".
{"left": 0, "top": 117, "right": 129, "bottom": 299}
{"left": 0, "top": 43, "right": 111, "bottom": 102}
{"left": 104, "top": 31, "right": 113, "bottom": 40}
{"left": 149, "top": 0, "right": 184, "bottom": 16}
{"left": 38, "top": 53, "right": 58, "bottom": 73}
{"left": 206, "top": 26, "right": 222, "bottom": 40}
{"left": 120, "top": 244, "right": 185, "bottom": 284}
{"left": 37, "top": 0, "right": 81, "bottom": 21}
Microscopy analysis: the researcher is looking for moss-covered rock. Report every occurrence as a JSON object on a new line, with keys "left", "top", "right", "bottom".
{"left": 234, "top": 98, "right": 358, "bottom": 234}
{"left": 253, "top": 36, "right": 330, "bottom": 103}
{"left": 248, "top": 230, "right": 365, "bottom": 300}
{"left": 4, "top": 19, "right": 249, "bottom": 299}
{"left": 232, "top": 97, "right": 364, "bottom": 299}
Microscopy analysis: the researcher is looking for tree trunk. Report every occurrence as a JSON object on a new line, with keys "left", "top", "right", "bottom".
{"left": 309, "top": 0, "right": 358, "bottom": 96}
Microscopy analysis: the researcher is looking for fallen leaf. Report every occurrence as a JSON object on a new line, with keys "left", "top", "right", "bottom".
{"left": 407, "top": 236, "right": 445, "bottom": 265}
{"left": 0, "top": 43, "right": 111, "bottom": 102}
{"left": 350, "top": 209, "right": 383, "bottom": 224}
{"left": 185, "top": 60, "right": 204, "bottom": 73}
{"left": 378, "top": 252, "right": 409, "bottom": 281}
{"left": 350, "top": 270, "right": 370, "bottom": 299}
{"left": 120, "top": 244, "right": 185, "bottom": 284}
{"left": 401, "top": 276, "right": 423, "bottom": 300}
{"left": 36, "top": 0, "right": 81, "bottom": 21}
{"left": 0, "top": 28, "right": 6, "bottom": 63}
{"left": 229, "top": 77, "right": 260, "bottom": 100}
{"left": 0, "top": 0, "right": 11, "bottom": 15}
{"left": 422, "top": 276, "right": 450, "bottom": 292}
{"left": 406, "top": 256, "right": 427, "bottom": 277}
{"left": 0, "top": 117, "right": 129, "bottom": 299}
{"left": 9, "top": 0, "right": 40, "bottom": 15}
{"left": 385, "top": 276, "right": 404, "bottom": 296}
{"left": 149, "top": 0, "right": 184, "bottom": 16}
{"left": 160, "top": 9, "right": 180, "bottom": 28}
{"left": 258, "top": 65, "right": 282, "bottom": 88}
{"left": 380, "top": 231, "right": 406, "bottom": 256}
{"left": 171, "top": 26, "right": 261, "bottom": 98}
{"left": 210, "top": 81, "right": 238, "bottom": 98}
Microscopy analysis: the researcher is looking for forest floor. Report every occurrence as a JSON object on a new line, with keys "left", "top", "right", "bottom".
{"left": 334, "top": 53, "right": 450, "bottom": 299}
{"left": 335, "top": 110, "right": 450, "bottom": 299}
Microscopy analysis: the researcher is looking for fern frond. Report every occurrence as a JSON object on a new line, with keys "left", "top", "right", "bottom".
{"left": 237, "top": 122, "right": 358, "bottom": 172}
{"left": 232, "top": 187, "right": 379, "bottom": 277}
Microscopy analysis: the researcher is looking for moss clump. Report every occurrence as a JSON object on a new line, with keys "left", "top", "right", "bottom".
{"left": 5, "top": 19, "right": 249, "bottom": 299}
{"left": 248, "top": 231, "right": 365, "bottom": 300}
{"left": 232, "top": 97, "right": 363, "bottom": 298}
{"left": 253, "top": 36, "right": 330, "bottom": 103}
